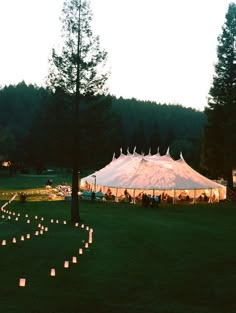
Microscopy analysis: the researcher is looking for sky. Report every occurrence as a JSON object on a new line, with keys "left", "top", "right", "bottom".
{"left": 0, "top": 0, "right": 232, "bottom": 111}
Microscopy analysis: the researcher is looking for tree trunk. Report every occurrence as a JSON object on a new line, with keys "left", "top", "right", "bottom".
{"left": 226, "top": 167, "right": 233, "bottom": 190}
{"left": 71, "top": 165, "right": 80, "bottom": 222}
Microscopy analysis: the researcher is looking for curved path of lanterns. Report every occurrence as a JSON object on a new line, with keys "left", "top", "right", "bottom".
{"left": 0, "top": 195, "right": 94, "bottom": 287}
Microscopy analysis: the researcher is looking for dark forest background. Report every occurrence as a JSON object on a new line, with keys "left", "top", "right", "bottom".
{"left": 0, "top": 82, "right": 205, "bottom": 177}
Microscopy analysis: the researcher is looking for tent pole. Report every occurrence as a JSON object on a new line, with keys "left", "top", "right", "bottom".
{"left": 132, "top": 189, "right": 136, "bottom": 204}
{"left": 194, "top": 189, "right": 196, "bottom": 203}
{"left": 209, "top": 188, "right": 213, "bottom": 203}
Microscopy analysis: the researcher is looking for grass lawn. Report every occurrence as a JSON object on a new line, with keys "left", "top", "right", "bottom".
{"left": 1, "top": 176, "right": 236, "bottom": 313}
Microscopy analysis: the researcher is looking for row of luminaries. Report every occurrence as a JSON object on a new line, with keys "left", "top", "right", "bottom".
{"left": 0, "top": 196, "right": 93, "bottom": 287}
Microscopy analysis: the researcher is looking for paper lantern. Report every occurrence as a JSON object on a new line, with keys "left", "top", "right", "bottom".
{"left": 26, "top": 234, "right": 30, "bottom": 239}
{"left": 8, "top": 216, "right": 11, "bottom": 219}
{"left": 35, "top": 216, "right": 38, "bottom": 220}
{"left": 2, "top": 240, "right": 6, "bottom": 246}
{"left": 72, "top": 256, "right": 77, "bottom": 263}
{"left": 25, "top": 214, "right": 28, "bottom": 218}
{"left": 50, "top": 268, "right": 56, "bottom": 276}
{"left": 38, "top": 223, "right": 41, "bottom": 228}
{"left": 41, "top": 217, "right": 44, "bottom": 221}
{"left": 63, "top": 221, "right": 66, "bottom": 224}
{"left": 56, "top": 220, "right": 59, "bottom": 224}
{"left": 75, "top": 222, "right": 79, "bottom": 227}
{"left": 85, "top": 242, "right": 89, "bottom": 248}
{"left": 20, "top": 236, "right": 24, "bottom": 241}
{"left": 35, "top": 231, "right": 39, "bottom": 236}
{"left": 19, "top": 278, "right": 26, "bottom": 287}
{"left": 15, "top": 217, "right": 18, "bottom": 221}
{"left": 64, "top": 261, "right": 69, "bottom": 268}
{"left": 81, "top": 224, "right": 84, "bottom": 228}
{"left": 12, "top": 238, "right": 16, "bottom": 243}
{"left": 40, "top": 230, "right": 43, "bottom": 235}
{"left": 78, "top": 248, "right": 83, "bottom": 255}
{"left": 18, "top": 213, "right": 20, "bottom": 217}
{"left": 86, "top": 226, "right": 89, "bottom": 231}
{"left": 89, "top": 238, "right": 93, "bottom": 244}
{"left": 50, "top": 219, "right": 54, "bottom": 223}
{"left": 27, "top": 219, "right": 30, "bottom": 224}
{"left": 45, "top": 227, "right": 48, "bottom": 232}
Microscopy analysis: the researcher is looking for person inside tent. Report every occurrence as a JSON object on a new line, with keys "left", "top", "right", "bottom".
{"left": 161, "top": 191, "right": 168, "bottom": 203}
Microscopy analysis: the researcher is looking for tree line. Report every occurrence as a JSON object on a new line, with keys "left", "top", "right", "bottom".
{"left": 0, "top": 82, "right": 205, "bottom": 175}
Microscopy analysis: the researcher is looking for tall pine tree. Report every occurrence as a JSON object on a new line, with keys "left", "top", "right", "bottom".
{"left": 47, "top": 0, "right": 109, "bottom": 222}
{"left": 203, "top": 3, "right": 236, "bottom": 189}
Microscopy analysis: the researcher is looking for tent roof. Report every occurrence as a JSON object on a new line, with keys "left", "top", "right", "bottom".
{"left": 82, "top": 149, "right": 226, "bottom": 191}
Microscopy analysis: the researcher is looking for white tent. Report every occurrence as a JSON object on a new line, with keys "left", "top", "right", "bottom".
{"left": 81, "top": 148, "right": 227, "bottom": 203}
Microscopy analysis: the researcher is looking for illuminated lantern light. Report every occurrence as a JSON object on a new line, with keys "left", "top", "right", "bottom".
{"left": 2, "top": 240, "right": 6, "bottom": 246}
{"left": 27, "top": 220, "right": 30, "bottom": 224}
{"left": 89, "top": 228, "right": 93, "bottom": 233}
{"left": 12, "top": 238, "right": 16, "bottom": 243}
{"left": 25, "top": 214, "right": 28, "bottom": 218}
{"left": 41, "top": 226, "right": 44, "bottom": 230}
{"left": 78, "top": 248, "right": 83, "bottom": 255}
{"left": 18, "top": 213, "right": 20, "bottom": 217}
{"left": 72, "top": 256, "right": 77, "bottom": 263}
{"left": 8, "top": 216, "right": 11, "bottom": 220}
{"left": 35, "top": 216, "right": 38, "bottom": 220}
{"left": 20, "top": 236, "right": 24, "bottom": 241}
{"left": 26, "top": 234, "right": 30, "bottom": 239}
{"left": 19, "top": 278, "right": 26, "bottom": 287}
{"left": 85, "top": 242, "right": 89, "bottom": 248}
{"left": 75, "top": 222, "right": 79, "bottom": 227}
{"left": 2, "top": 215, "right": 5, "bottom": 218}
{"left": 38, "top": 223, "right": 41, "bottom": 228}
{"left": 50, "top": 219, "right": 54, "bottom": 223}
{"left": 50, "top": 268, "right": 56, "bottom": 276}
{"left": 64, "top": 261, "right": 69, "bottom": 268}
{"left": 86, "top": 226, "right": 89, "bottom": 231}
{"left": 35, "top": 231, "right": 39, "bottom": 236}
{"left": 63, "top": 221, "right": 66, "bottom": 224}
{"left": 45, "top": 227, "right": 48, "bottom": 232}
{"left": 56, "top": 220, "right": 59, "bottom": 224}
{"left": 40, "top": 230, "right": 43, "bottom": 235}
{"left": 41, "top": 217, "right": 44, "bottom": 221}
{"left": 13, "top": 212, "right": 15, "bottom": 216}
{"left": 81, "top": 224, "right": 84, "bottom": 229}
{"left": 15, "top": 217, "right": 18, "bottom": 221}
{"left": 89, "top": 238, "right": 93, "bottom": 244}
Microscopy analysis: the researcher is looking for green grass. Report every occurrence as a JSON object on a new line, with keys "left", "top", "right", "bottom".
{"left": 1, "top": 176, "right": 236, "bottom": 313}
{"left": 0, "top": 172, "right": 72, "bottom": 191}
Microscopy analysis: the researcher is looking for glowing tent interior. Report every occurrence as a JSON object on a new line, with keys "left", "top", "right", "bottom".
{"left": 81, "top": 148, "right": 227, "bottom": 203}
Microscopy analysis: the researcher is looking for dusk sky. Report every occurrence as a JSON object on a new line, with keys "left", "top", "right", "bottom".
{"left": 0, "top": 0, "right": 232, "bottom": 111}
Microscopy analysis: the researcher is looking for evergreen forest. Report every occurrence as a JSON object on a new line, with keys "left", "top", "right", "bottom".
{"left": 0, "top": 82, "right": 205, "bottom": 176}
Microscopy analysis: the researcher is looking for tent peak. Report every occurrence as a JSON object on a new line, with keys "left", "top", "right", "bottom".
{"left": 127, "top": 147, "right": 132, "bottom": 155}
{"left": 179, "top": 151, "right": 186, "bottom": 162}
